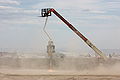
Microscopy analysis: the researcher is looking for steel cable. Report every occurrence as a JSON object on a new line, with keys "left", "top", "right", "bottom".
{"left": 43, "top": 17, "right": 52, "bottom": 41}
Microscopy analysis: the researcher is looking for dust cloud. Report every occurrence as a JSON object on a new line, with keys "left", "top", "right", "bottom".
{"left": 0, "top": 56, "right": 120, "bottom": 80}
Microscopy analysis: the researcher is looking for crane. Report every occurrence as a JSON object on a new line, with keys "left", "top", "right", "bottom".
{"left": 41, "top": 8, "right": 107, "bottom": 60}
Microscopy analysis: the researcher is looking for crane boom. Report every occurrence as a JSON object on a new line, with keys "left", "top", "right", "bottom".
{"left": 41, "top": 8, "right": 107, "bottom": 60}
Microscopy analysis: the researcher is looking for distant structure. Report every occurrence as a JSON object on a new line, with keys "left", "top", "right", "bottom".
{"left": 0, "top": 52, "right": 17, "bottom": 57}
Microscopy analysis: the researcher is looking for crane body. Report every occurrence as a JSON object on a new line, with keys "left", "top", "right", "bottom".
{"left": 41, "top": 8, "right": 107, "bottom": 60}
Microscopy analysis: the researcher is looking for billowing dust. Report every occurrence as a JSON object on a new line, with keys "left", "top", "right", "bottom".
{"left": 0, "top": 57, "right": 120, "bottom": 80}
{"left": 0, "top": 57, "right": 120, "bottom": 75}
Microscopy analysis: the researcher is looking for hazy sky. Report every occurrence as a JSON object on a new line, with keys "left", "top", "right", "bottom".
{"left": 0, "top": 0, "right": 120, "bottom": 53}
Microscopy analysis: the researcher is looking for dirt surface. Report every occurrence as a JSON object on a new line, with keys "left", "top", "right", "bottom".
{"left": 0, "top": 74, "right": 120, "bottom": 80}
{"left": 0, "top": 56, "right": 120, "bottom": 80}
{"left": 0, "top": 69, "right": 120, "bottom": 80}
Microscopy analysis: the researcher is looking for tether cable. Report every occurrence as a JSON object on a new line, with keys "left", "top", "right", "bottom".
{"left": 43, "top": 17, "right": 52, "bottom": 41}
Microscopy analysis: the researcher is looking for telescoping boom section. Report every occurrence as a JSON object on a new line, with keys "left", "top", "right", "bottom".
{"left": 41, "top": 8, "right": 107, "bottom": 60}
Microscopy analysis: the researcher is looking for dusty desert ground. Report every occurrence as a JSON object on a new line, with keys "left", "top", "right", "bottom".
{"left": 1, "top": 54, "right": 120, "bottom": 80}
{"left": 0, "top": 73, "right": 120, "bottom": 80}
{"left": 0, "top": 69, "right": 120, "bottom": 80}
{"left": 1, "top": 75, "right": 120, "bottom": 80}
